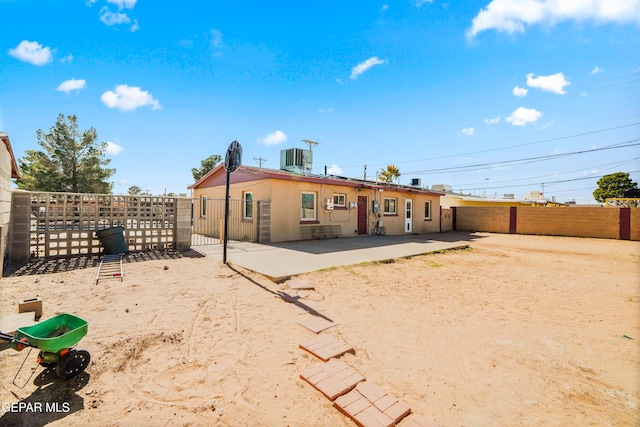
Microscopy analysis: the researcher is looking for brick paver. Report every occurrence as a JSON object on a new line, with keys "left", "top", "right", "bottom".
{"left": 401, "top": 414, "right": 440, "bottom": 427}
{"left": 334, "top": 381, "right": 411, "bottom": 426}
{"left": 300, "top": 334, "right": 355, "bottom": 361}
{"left": 300, "top": 359, "right": 365, "bottom": 401}
{"left": 296, "top": 314, "right": 338, "bottom": 333}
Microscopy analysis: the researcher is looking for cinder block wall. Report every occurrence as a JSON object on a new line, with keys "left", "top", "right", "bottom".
{"left": 517, "top": 207, "right": 619, "bottom": 238}
{"left": 452, "top": 206, "right": 637, "bottom": 240}
{"left": 455, "top": 206, "right": 511, "bottom": 233}
{"left": 631, "top": 208, "right": 640, "bottom": 241}
{"left": 174, "top": 197, "right": 193, "bottom": 251}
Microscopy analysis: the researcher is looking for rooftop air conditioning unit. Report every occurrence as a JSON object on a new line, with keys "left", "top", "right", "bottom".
{"left": 432, "top": 184, "right": 452, "bottom": 192}
{"left": 410, "top": 178, "right": 422, "bottom": 187}
{"left": 280, "top": 148, "right": 312, "bottom": 174}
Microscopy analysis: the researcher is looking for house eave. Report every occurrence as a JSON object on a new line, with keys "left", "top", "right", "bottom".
{"left": 0, "top": 132, "right": 22, "bottom": 179}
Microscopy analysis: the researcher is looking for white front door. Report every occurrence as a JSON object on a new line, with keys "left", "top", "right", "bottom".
{"left": 405, "top": 199, "right": 413, "bottom": 233}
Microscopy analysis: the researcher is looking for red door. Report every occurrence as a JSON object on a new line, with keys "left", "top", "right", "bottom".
{"left": 357, "top": 196, "right": 367, "bottom": 235}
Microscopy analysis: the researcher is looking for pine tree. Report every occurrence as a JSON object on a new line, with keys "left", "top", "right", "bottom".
{"left": 16, "top": 114, "right": 115, "bottom": 193}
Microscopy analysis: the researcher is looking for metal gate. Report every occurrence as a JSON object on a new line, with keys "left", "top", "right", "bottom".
{"left": 191, "top": 198, "right": 257, "bottom": 246}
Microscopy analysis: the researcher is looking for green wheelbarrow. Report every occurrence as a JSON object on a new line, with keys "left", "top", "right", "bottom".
{"left": 1, "top": 313, "right": 90, "bottom": 380}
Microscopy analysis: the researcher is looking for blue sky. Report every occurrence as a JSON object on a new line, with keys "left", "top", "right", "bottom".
{"left": 1, "top": 0, "right": 639, "bottom": 202}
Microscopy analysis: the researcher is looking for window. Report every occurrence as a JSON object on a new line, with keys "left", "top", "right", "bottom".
{"left": 383, "top": 198, "right": 397, "bottom": 215}
{"left": 201, "top": 196, "right": 207, "bottom": 217}
{"left": 301, "top": 192, "right": 316, "bottom": 221}
{"left": 333, "top": 194, "right": 346, "bottom": 208}
{"left": 424, "top": 201, "right": 431, "bottom": 220}
{"left": 243, "top": 192, "right": 253, "bottom": 219}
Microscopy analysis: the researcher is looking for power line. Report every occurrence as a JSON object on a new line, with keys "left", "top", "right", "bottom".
{"left": 404, "top": 139, "right": 640, "bottom": 175}
{"left": 454, "top": 170, "right": 640, "bottom": 192}
{"left": 451, "top": 157, "right": 640, "bottom": 188}
{"left": 340, "top": 122, "right": 640, "bottom": 169}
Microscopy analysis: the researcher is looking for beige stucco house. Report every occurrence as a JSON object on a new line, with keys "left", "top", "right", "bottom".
{"left": 189, "top": 164, "right": 444, "bottom": 243}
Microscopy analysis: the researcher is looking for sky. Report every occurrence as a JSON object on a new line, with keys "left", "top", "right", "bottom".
{"left": 1, "top": 0, "right": 639, "bottom": 203}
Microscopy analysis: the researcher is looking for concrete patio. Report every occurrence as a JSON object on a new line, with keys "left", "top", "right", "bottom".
{"left": 192, "top": 231, "right": 475, "bottom": 281}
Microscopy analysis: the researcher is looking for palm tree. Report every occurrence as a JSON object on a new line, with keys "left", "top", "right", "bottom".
{"left": 379, "top": 165, "right": 400, "bottom": 183}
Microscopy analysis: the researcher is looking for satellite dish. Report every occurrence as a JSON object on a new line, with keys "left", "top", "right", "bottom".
{"left": 225, "top": 140, "right": 243, "bottom": 173}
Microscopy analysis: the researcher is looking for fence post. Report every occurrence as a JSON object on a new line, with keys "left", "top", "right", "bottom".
{"left": 258, "top": 200, "right": 271, "bottom": 243}
{"left": 9, "top": 190, "right": 31, "bottom": 261}
{"left": 174, "top": 197, "right": 193, "bottom": 251}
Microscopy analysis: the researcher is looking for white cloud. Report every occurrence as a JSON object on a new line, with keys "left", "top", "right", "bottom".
{"left": 257, "top": 130, "right": 287, "bottom": 146}
{"left": 591, "top": 65, "right": 603, "bottom": 74}
{"left": 513, "top": 86, "right": 528, "bottom": 96}
{"left": 100, "top": 84, "right": 161, "bottom": 111}
{"left": 107, "top": 0, "right": 136, "bottom": 9}
{"left": 60, "top": 54, "right": 74, "bottom": 63}
{"left": 327, "top": 164, "right": 344, "bottom": 175}
{"left": 466, "top": 0, "right": 640, "bottom": 39}
{"left": 105, "top": 142, "right": 124, "bottom": 155}
{"left": 505, "top": 107, "right": 542, "bottom": 126}
{"left": 100, "top": 9, "right": 131, "bottom": 25}
{"left": 8, "top": 40, "right": 53, "bottom": 65}
{"left": 57, "top": 79, "right": 87, "bottom": 94}
{"left": 485, "top": 116, "right": 501, "bottom": 124}
{"left": 318, "top": 108, "right": 333, "bottom": 113}
{"left": 462, "top": 127, "right": 475, "bottom": 136}
{"left": 130, "top": 19, "right": 139, "bottom": 32}
{"left": 350, "top": 57, "right": 386, "bottom": 80}
{"left": 526, "top": 72, "right": 569, "bottom": 94}
{"left": 380, "top": 4, "right": 389, "bottom": 11}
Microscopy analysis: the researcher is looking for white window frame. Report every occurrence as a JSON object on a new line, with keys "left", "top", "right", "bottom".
{"left": 333, "top": 193, "right": 346, "bottom": 208}
{"left": 201, "top": 196, "right": 207, "bottom": 217}
{"left": 301, "top": 192, "right": 317, "bottom": 221}
{"left": 243, "top": 191, "right": 253, "bottom": 219}
{"left": 383, "top": 198, "right": 397, "bottom": 215}
{"left": 424, "top": 201, "right": 431, "bottom": 220}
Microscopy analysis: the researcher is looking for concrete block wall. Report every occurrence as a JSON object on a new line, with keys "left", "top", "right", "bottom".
{"left": 631, "top": 208, "right": 640, "bottom": 241}
{"left": 454, "top": 206, "right": 511, "bottom": 234}
{"left": 174, "top": 197, "right": 193, "bottom": 251}
{"left": 517, "top": 207, "right": 619, "bottom": 239}
{"left": 9, "top": 191, "right": 31, "bottom": 261}
{"left": 452, "top": 206, "right": 638, "bottom": 241}
{"left": 9, "top": 192, "right": 182, "bottom": 261}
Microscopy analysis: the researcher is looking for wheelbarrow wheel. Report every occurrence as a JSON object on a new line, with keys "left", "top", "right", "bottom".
{"left": 56, "top": 349, "right": 90, "bottom": 379}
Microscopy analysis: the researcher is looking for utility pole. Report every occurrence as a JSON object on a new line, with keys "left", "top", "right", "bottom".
{"left": 253, "top": 157, "right": 267, "bottom": 168}
{"left": 301, "top": 139, "right": 319, "bottom": 151}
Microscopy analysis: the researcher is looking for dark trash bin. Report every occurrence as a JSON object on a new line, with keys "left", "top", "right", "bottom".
{"left": 96, "top": 226, "right": 127, "bottom": 255}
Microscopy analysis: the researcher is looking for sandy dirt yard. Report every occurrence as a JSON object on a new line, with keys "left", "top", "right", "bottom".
{"left": 0, "top": 232, "right": 638, "bottom": 427}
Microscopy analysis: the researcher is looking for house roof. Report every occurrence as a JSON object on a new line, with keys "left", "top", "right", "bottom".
{"left": 0, "top": 132, "right": 22, "bottom": 179}
{"left": 189, "top": 164, "right": 443, "bottom": 197}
